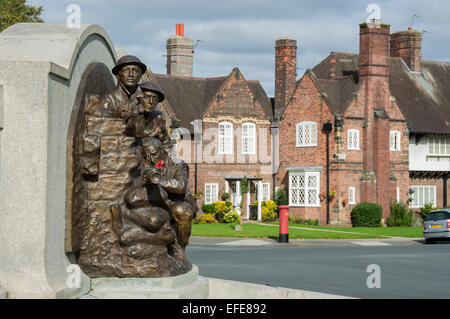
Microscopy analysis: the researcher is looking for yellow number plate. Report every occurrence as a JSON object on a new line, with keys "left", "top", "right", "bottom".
{"left": 432, "top": 225, "right": 442, "bottom": 228}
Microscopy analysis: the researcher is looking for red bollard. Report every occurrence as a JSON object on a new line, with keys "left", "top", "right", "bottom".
{"left": 278, "top": 205, "right": 289, "bottom": 243}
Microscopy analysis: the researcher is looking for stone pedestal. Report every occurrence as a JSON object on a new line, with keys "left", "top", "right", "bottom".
{"left": 0, "top": 287, "right": 7, "bottom": 299}
{"left": 82, "top": 265, "right": 208, "bottom": 299}
{"left": 0, "top": 23, "right": 117, "bottom": 298}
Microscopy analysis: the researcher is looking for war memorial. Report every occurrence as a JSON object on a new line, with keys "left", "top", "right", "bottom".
{"left": 0, "top": 23, "right": 346, "bottom": 300}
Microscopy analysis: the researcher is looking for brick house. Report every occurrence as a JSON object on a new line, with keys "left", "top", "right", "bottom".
{"left": 141, "top": 25, "right": 274, "bottom": 218}
{"left": 389, "top": 29, "right": 450, "bottom": 210}
{"left": 274, "top": 22, "right": 449, "bottom": 225}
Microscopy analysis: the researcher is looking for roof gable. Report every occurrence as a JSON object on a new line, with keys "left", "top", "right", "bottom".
{"left": 203, "top": 68, "right": 271, "bottom": 120}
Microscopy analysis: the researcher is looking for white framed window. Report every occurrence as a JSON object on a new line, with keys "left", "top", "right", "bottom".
{"left": 296, "top": 121, "right": 317, "bottom": 147}
{"left": 218, "top": 122, "right": 233, "bottom": 154}
{"left": 242, "top": 122, "right": 256, "bottom": 154}
{"left": 428, "top": 135, "right": 450, "bottom": 155}
{"left": 396, "top": 187, "right": 400, "bottom": 202}
{"left": 409, "top": 185, "right": 436, "bottom": 208}
{"left": 289, "top": 172, "right": 320, "bottom": 207}
{"left": 262, "top": 182, "right": 270, "bottom": 201}
{"left": 204, "top": 183, "right": 219, "bottom": 204}
{"left": 389, "top": 130, "right": 401, "bottom": 151}
{"left": 347, "top": 129, "right": 360, "bottom": 150}
{"left": 348, "top": 187, "right": 356, "bottom": 205}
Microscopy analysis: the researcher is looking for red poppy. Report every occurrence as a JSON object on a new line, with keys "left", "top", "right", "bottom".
{"left": 154, "top": 160, "right": 164, "bottom": 168}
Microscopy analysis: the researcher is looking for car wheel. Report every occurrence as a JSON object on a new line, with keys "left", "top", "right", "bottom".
{"left": 425, "top": 238, "right": 436, "bottom": 244}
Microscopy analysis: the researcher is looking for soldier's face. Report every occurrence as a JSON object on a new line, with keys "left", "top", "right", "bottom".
{"left": 142, "top": 91, "right": 160, "bottom": 112}
{"left": 144, "top": 144, "right": 163, "bottom": 163}
{"left": 118, "top": 65, "right": 142, "bottom": 87}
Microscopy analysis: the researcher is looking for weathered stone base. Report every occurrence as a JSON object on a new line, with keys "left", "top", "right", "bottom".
{"left": 80, "top": 265, "right": 351, "bottom": 299}
{"left": 207, "top": 277, "right": 353, "bottom": 299}
{"left": 82, "top": 265, "right": 208, "bottom": 299}
{"left": 0, "top": 288, "right": 7, "bottom": 299}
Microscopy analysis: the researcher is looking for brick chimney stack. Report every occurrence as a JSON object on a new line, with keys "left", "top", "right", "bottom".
{"left": 358, "top": 21, "right": 393, "bottom": 219}
{"left": 275, "top": 37, "right": 297, "bottom": 113}
{"left": 166, "top": 24, "right": 194, "bottom": 77}
{"left": 390, "top": 29, "right": 422, "bottom": 72}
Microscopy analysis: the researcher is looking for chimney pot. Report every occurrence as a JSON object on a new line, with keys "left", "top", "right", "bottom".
{"left": 176, "top": 24, "right": 184, "bottom": 37}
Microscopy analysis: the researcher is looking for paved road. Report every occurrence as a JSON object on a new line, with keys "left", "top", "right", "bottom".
{"left": 186, "top": 238, "right": 450, "bottom": 299}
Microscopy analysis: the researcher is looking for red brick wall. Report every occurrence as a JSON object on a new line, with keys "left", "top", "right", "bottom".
{"left": 171, "top": 70, "right": 273, "bottom": 215}
{"left": 277, "top": 73, "right": 334, "bottom": 224}
{"left": 275, "top": 38, "right": 297, "bottom": 113}
{"left": 390, "top": 30, "right": 422, "bottom": 72}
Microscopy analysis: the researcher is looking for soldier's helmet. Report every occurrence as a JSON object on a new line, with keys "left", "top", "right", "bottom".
{"left": 139, "top": 81, "right": 165, "bottom": 102}
{"left": 112, "top": 55, "right": 147, "bottom": 75}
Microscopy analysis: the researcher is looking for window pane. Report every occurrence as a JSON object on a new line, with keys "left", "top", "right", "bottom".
{"left": 308, "top": 175, "right": 317, "bottom": 188}
{"left": 430, "top": 136, "right": 434, "bottom": 154}
{"left": 299, "top": 189, "right": 305, "bottom": 204}
{"left": 429, "top": 187, "right": 435, "bottom": 206}
{"left": 308, "top": 190, "right": 317, "bottom": 205}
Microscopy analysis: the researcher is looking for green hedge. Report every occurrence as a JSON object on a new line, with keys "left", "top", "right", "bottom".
{"left": 350, "top": 202, "right": 382, "bottom": 227}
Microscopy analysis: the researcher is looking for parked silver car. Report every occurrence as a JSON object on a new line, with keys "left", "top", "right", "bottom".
{"left": 423, "top": 209, "right": 450, "bottom": 244}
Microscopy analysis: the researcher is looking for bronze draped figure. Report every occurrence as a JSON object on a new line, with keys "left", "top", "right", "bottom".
{"left": 72, "top": 55, "right": 196, "bottom": 277}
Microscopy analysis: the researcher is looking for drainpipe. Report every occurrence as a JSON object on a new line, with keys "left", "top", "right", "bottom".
{"left": 323, "top": 121, "right": 333, "bottom": 225}
{"left": 191, "top": 119, "right": 203, "bottom": 203}
{"left": 444, "top": 172, "right": 448, "bottom": 208}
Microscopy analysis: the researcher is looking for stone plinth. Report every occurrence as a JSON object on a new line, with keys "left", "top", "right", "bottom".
{"left": 0, "top": 23, "right": 117, "bottom": 298}
{"left": 83, "top": 265, "right": 208, "bottom": 299}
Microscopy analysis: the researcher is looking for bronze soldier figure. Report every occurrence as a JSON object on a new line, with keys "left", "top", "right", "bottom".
{"left": 101, "top": 55, "right": 147, "bottom": 118}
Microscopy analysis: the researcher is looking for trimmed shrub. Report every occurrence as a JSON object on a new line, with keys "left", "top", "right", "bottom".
{"left": 275, "top": 188, "right": 289, "bottom": 206}
{"left": 213, "top": 201, "right": 233, "bottom": 223}
{"left": 201, "top": 203, "right": 215, "bottom": 214}
{"left": 262, "top": 206, "right": 277, "bottom": 222}
{"left": 350, "top": 202, "right": 382, "bottom": 227}
{"left": 221, "top": 192, "right": 230, "bottom": 201}
{"left": 252, "top": 200, "right": 278, "bottom": 222}
{"left": 386, "top": 202, "right": 413, "bottom": 227}
{"left": 224, "top": 210, "right": 241, "bottom": 224}
{"left": 193, "top": 213, "right": 217, "bottom": 224}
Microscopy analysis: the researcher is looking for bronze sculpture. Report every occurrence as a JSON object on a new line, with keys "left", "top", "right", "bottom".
{"left": 72, "top": 56, "right": 196, "bottom": 277}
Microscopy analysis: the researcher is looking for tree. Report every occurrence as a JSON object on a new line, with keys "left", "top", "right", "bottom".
{"left": 0, "top": 0, "right": 44, "bottom": 33}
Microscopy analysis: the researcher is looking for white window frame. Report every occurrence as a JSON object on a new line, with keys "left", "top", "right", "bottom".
{"left": 348, "top": 187, "right": 356, "bottom": 205}
{"left": 347, "top": 129, "right": 360, "bottom": 150}
{"left": 289, "top": 172, "right": 320, "bottom": 207}
{"left": 204, "top": 183, "right": 219, "bottom": 204}
{"left": 389, "top": 130, "right": 401, "bottom": 151}
{"left": 428, "top": 135, "right": 450, "bottom": 156}
{"left": 409, "top": 185, "right": 436, "bottom": 208}
{"left": 296, "top": 121, "right": 317, "bottom": 147}
{"left": 262, "top": 182, "right": 270, "bottom": 201}
{"left": 242, "top": 122, "right": 256, "bottom": 155}
{"left": 396, "top": 187, "right": 400, "bottom": 203}
{"left": 218, "top": 122, "right": 233, "bottom": 155}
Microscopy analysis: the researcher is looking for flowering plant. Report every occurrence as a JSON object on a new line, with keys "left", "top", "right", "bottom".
{"left": 329, "top": 190, "right": 337, "bottom": 197}
{"left": 154, "top": 160, "right": 164, "bottom": 168}
{"left": 408, "top": 188, "right": 415, "bottom": 194}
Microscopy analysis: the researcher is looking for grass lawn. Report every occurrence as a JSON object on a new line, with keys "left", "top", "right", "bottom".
{"left": 191, "top": 223, "right": 386, "bottom": 239}
{"left": 267, "top": 221, "right": 424, "bottom": 238}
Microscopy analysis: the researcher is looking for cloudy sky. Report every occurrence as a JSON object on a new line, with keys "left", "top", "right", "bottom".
{"left": 28, "top": 0, "right": 450, "bottom": 96}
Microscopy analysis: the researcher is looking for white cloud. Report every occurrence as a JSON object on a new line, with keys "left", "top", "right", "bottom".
{"left": 27, "top": 0, "right": 450, "bottom": 96}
